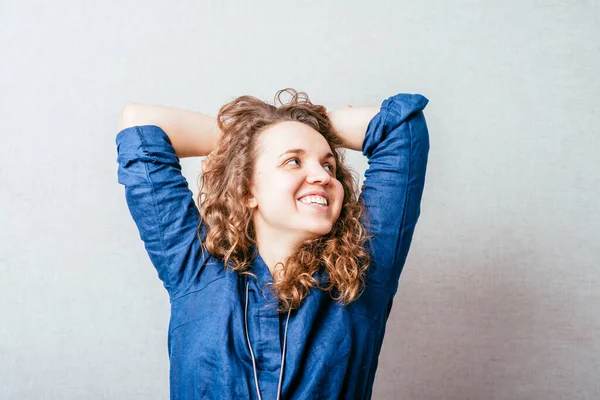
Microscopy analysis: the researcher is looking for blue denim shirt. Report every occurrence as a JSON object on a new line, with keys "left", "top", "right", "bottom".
{"left": 116, "top": 93, "right": 429, "bottom": 399}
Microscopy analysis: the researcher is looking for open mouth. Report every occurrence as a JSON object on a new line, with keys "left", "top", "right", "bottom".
{"left": 298, "top": 195, "right": 329, "bottom": 211}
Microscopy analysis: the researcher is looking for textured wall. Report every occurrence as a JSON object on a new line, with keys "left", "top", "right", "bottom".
{"left": 1, "top": 1, "right": 598, "bottom": 398}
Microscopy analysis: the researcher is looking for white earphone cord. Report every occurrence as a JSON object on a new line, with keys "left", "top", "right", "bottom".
{"left": 245, "top": 280, "right": 292, "bottom": 400}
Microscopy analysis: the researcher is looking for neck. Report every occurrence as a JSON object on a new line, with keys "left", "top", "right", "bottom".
{"left": 253, "top": 226, "right": 304, "bottom": 282}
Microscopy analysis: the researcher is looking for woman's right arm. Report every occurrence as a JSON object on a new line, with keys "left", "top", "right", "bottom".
{"left": 119, "top": 102, "right": 222, "bottom": 158}
{"left": 116, "top": 103, "right": 218, "bottom": 298}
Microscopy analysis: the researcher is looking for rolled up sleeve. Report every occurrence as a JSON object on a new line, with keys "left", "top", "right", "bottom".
{"left": 116, "top": 125, "right": 208, "bottom": 297}
{"left": 359, "top": 94, "right": 430, "bottom": 297}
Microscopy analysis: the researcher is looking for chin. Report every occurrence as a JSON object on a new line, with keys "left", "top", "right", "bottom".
{"left": 305, "top": 225, "right": 333, "bottom": 239}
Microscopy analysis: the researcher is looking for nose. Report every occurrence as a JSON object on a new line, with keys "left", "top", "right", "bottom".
{"left": 305, "top": 163, "right": 332, "bottom": 185}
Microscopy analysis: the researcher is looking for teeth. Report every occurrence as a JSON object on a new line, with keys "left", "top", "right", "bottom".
{"left": 299, "top": 195, "right": 328, "bottom": 206}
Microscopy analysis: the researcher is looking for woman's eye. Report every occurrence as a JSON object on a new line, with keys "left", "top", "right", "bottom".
{"left": 285, "top": 158, "right": 335, "bottom": 174}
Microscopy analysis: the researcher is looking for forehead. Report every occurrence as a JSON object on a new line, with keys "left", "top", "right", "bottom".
{"left": 256, "top": 121, "right": 332, "bottom": 157}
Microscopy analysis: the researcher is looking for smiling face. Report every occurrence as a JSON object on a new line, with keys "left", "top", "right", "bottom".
{"left": 246, "top": 120, "right": 345, "bottom": 243}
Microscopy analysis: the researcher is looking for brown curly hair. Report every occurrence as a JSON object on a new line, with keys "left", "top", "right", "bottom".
{"left": 197, "top": 88, "right": 371, "bottom": 313}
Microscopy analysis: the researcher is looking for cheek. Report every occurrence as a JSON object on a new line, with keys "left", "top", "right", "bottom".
{"left": 257, "top": 173, "right": 302, "bottom": 203}
{"left": 334, "top": 181, "right": 345, "bottom": 202}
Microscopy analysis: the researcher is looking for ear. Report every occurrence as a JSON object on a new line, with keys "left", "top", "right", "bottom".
{"left": 245, "top": 181, "right": 258, "bottom": 209}
{"left": 245, "top": 194, "right": 258, "bottom": 209}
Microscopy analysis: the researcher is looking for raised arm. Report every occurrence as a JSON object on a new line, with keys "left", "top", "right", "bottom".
{"left": 119, "top": 102, "right": 222, "bottom": 158}
{"left": 326, "top": 105, "right": 379, "bottom": 151}
{"left": 116, "top": 104, "right": 217, "bottom": 298}
{"left": 345, "top": 94, "right": 430, "bottom": 298}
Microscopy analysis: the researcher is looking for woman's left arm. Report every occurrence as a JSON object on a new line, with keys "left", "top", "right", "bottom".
{"left": 330, "top": 94, "right": 430, "bottom": 300}
{"left": 327, "top": 106, "right": 379, "bottom": 151}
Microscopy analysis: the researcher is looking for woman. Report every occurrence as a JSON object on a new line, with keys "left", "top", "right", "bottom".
{"left": 116, "top": 89, "right": 429, "bottom": 399}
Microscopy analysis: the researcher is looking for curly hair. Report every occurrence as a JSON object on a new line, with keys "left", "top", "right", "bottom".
{"left": 197, "top": 88, "right": 371, "bottom": 313}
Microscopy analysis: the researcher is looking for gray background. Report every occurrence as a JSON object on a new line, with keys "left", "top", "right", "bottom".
{"left": 1, "top": 0, "right": 598, "bottom": 399}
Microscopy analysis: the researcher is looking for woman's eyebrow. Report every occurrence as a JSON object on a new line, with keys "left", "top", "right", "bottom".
{"left": 278, "top": 148, "right": 335, "bottom": 161}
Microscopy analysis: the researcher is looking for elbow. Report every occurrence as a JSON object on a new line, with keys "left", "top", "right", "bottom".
{"left": 118, "top": 102, "right": 139, "bottom": 131}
